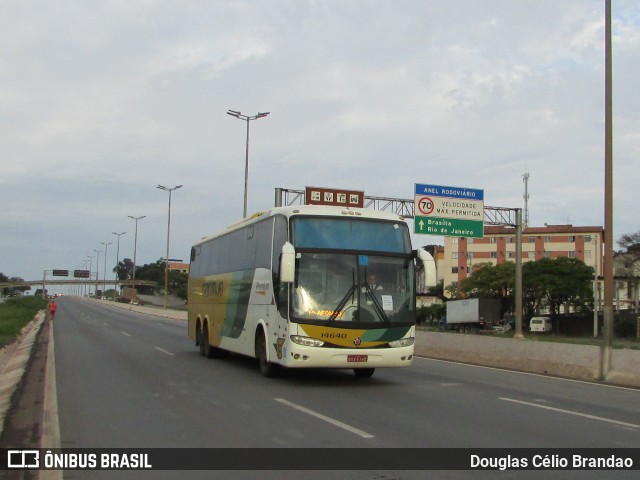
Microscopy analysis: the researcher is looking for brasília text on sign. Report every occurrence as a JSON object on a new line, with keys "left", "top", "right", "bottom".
{"left": 414, "top": 183, "right": 484, "bottom": 238}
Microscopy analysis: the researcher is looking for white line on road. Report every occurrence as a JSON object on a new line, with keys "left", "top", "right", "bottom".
{"left": 417, "top": 357, "right": 639, "bottom": 392}
{"left": 120, "top": 331, "right": 131, "bottom": 337}
{"left": 499, "top": 397, "right": 640, "bottom": 429}
{"left": 274, "top": 397, "right": 374, "bottom": 439}
{"left": 154, "top": 346, "right": 175, "bottom": 356}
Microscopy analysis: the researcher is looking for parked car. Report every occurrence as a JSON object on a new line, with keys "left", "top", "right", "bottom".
{"left": 529, "top": 316, "right": 552, "bottom": 333}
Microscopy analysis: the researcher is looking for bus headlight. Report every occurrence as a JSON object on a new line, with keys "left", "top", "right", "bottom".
{"left": 290, "top": 335, "right": 325, "bottom": 347}
{"left": 388, "top": 337, "right": 414, "bottom": 348}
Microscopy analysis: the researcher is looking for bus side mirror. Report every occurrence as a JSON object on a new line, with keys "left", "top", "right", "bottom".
{"left": 417, "top": 249, "right": 436, "bottom": 288}
{"left": 280, "top": 242, "right": 296, "bottom": 283}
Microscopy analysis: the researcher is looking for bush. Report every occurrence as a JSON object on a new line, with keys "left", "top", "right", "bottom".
{"left": 0, "top": 296, "right": 48, "bottom": 348}
{"left": 615, "top": 312, "right": 638, "bottom": 339}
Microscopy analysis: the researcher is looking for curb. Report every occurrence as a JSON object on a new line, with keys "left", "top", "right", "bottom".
{"left": 94, "top": 298, "right": 187, "bottom": 321}
{"left": 0, "top": 311, "right": 46, "bottom": 438}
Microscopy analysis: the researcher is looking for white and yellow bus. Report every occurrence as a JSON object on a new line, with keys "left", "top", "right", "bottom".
{"left": 188, "top": 205, "right": 435, "bottom": 377}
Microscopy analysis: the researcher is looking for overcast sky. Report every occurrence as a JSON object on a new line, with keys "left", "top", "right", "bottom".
{"left": 1, "top": 0, "right": 638, "bottom": 287}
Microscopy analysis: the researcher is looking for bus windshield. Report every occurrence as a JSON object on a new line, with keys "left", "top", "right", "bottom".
{"left": 290, "top": 217, "right": 414, "bottom": 326}
{"left": 291, "top": 252, "right": 414, "bottom": 325}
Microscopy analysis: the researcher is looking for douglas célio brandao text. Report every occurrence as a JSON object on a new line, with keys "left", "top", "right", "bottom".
{"left": 470, "top": 453, "right": 634, "bottom": 471}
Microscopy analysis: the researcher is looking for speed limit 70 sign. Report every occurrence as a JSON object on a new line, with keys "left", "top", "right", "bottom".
{"left": 416, "top": 196, "right": 435, "bottom": 215}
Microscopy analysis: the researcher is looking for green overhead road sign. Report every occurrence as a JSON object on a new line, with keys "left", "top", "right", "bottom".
{"left": 414, "top": 183, "right": 485, "bottom": 238}
{"left": 414, "top": 216, "right": 484, "bottom": 238}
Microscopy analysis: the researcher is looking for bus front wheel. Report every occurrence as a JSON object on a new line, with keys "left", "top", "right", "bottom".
{"left": 255, "top": 330, "right": 280, "bottom": 378}
{"left": 354, "top": 368, "right": 375, "bottom": 378}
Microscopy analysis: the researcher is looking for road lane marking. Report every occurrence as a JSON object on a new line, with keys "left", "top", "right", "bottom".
{"left": 274, "top": 397, "right": 374, "bottom": 439}
{"left": 417, "top": 357, "right": 639, "bottom": 392}
{"left": 120, "top": 331, "right": 131, "bottom": 337}
{"left": 155, "top": 346, "right": 175, "bottom": 356}
{"left": 499, "top": 397, "right": 640, "bottom": 429}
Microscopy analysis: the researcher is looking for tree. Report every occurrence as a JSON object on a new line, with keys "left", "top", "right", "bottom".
{"left": 136, "top": 259, "right": 164, "bottom": 283}
{"left": 114, "top": 258, "right": 135, "bottom": 280}
{"left": 460, "top": 262, "right": 514, "bottom": 299}
{"left": 616, "top": 230, "right": 640, "bottom": 276}
{"left": 444, "top": 283, "right": 459, "bottom": 299}
{"left": 618, "top": 230, "right": 640, "bottom": 254}
{"left": 453, "top": 257, "right": 594, "bottom": 318}
{"left": 522, "top": 257, "right": 594, "bottom": 316}
{"left": 459, "top": 262, "right": 515, "bottom": 317}
{"left": 1, "top": 273, "right": 31, "bottom": 297}
{"left": 426, "top": 279, "right": 445, "bottom": 299}
{"left": 134, "top": 259, "right": 188, "bottom": 297}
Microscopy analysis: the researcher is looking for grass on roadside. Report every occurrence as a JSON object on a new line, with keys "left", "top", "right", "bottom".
{"left": 0, "top": 296, "right": 48, "bottom": 349}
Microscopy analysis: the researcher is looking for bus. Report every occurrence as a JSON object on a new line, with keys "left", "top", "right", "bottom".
{"left": 188, "top": 205, "right": 436, "bottom": 378}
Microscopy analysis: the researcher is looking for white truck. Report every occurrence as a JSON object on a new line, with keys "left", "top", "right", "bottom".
{"left": 445, "top": 298, "right": 502, "bottom": 333}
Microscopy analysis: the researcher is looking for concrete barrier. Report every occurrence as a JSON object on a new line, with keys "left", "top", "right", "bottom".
{"left": 414, "top": 330, "right": 640, "bottom": 388}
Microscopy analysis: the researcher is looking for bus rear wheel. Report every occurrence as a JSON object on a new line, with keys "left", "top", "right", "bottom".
{"left": 354, "top": 368, "right": 375, "bottom": 378}
{"left": 200, "top": 323, "right": 227, "bottom": 359}
{"left": 201, "top": 324, "right": 214, "bottom": 358}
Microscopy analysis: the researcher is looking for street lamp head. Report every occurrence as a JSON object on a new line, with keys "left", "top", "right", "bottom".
{"left": 128, "top": 215, "right": 146, "bottom": 220}
{"left": 227, "top": 110, "right": 241, "bottom": 118}
{"left": 257, "top": 112, "right": 270, "bottom": 118}
{"left": 157, "top": 184, "right": 182, "bottom": 192}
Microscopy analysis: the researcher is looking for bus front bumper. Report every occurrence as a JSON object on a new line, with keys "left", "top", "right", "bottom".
{"left": 280, "top": 344, "right": 414, "bottom": 369}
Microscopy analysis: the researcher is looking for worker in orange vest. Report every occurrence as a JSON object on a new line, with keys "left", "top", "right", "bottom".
{"left": 49, "top": 300, "right": 57, "bottom": 318}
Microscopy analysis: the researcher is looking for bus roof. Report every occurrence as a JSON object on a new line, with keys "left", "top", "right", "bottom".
{"left": 193, "top": 205, "right": 409, "bottom": 246}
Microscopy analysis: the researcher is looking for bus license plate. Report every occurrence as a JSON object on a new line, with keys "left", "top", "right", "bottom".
{"left": 347, "top": 354, "right": 368, "bottom": 363}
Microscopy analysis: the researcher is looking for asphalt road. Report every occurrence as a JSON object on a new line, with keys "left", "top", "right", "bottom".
{"left": 41, "top": 297, "right": 640, "bottom": 479}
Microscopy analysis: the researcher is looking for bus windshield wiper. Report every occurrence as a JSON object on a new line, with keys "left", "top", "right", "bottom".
{"left": 363, "top": 283, "right": 390, "bottom": 323}
{"left": 329, "top": 284, "right": 356, "bottom": 322}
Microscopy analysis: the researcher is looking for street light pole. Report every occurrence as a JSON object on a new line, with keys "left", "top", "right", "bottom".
{"left": 157, "top": 185, "right": 182, "bottom": 309}
{"left": 113, "top": 232, "right": 126, "bottom": 301}
{"left": 82, "top": 259, "right": 90, "bottom": 297}
{"left": 101, "top": 241, "right": 112, "bottom": 296}
{"left": 128, "top": 215, "right": 146, "bottom": 290}
{"left": 227, "top": 110, "right": 270, "bottom": 218}
{"left": 93, "top": 249, "right": 101, "bottom": 297}
{"left": 86, "top": 256, "right": 93, "bottom": 297}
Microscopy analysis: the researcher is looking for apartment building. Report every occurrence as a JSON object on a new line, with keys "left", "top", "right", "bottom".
{"left": 167, "top": 261, "right": 189, "bottom": 274}
{"left": 442, "top": 224, "right": 604, "bottom": 291}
